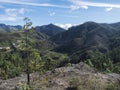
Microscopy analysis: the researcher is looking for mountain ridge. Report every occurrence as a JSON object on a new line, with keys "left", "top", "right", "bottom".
{"left": 0, "top": 23, "right": 66, "bottom": 37}
{"left": 35, "top": 23, "right": 66, "bottom": 37}
{"left": 50, "top": 21, "right": 120, "bottom": 63}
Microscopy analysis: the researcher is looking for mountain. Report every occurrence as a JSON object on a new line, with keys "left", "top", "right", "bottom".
{"left": 0, "top": 23, "right": 66, "bottom": 51}
{"left": 35, "top": 24, "right": 66, "bottom": 37}
{"left": 0, "top": 24, "right": 22, "bottom": 32}
{"left": 50, "top": 21, "right": 120, "bottom": 61}
{"left": 0, "top": 23, "right": 65, "bottom": 35}
{"left": 1, "top": 21, "right": 120, "bottom": 63}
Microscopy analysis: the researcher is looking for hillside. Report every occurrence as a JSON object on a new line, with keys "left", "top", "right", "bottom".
{"left": 0, "top": 23, "right": 65, "bottom": 51}
{"left": 50, "top": 22, "right": 120, "bottom": 60}
{"left": 0, "top": 31, "right": 55, "bottom": 51}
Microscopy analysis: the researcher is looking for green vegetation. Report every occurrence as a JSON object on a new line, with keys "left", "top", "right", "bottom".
{"left": 0, "top": 21, "right": 120, "bottom": 90}
{"left": 0, "top": 21, "right": 120, "bottom": 81}
{"left": 42, "top": 51, "right": 70, "bottom": 69}
{"left": 0, "top": 52, "right": 23, "bottom": 79}
{"left": 67, "top": 76, "right": 120, "bottom": 90}
{"left": 84, "top": 50, "right": 120, "bottom": 73}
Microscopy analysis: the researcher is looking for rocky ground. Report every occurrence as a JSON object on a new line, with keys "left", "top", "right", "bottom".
{"left": 0, "top": 62, "right": 120, "bottom": 90}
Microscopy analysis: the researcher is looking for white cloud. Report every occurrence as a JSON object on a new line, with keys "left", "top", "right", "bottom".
{"left": 106, "top": 7, "right": 113, "bottom": 12}
{"left": 55, "top": 23, "right": 72, "bottom": 29}
{"left": 70, "top": 5, "right": 88, "bottom": 10}
{"left": 70, "top": 5, "right": 80, "bottom": 10}
{"left": 0, "top": 8, "right": 25, "bottom": 21}
{"left": 49, "top": 11, "right": 56, "bottom": 17}
{"left": 0, "top": 0, "right": 69, "bottom": 8}
{"left": 5, "top": 8, "right": 25, "bottom": 17}
{"left": 81, "top": 5, "right": 88, "bottom": 9}
{"left": 1, "top": 0, "right": 119, "bottom": 11}
{"left": 19, "top": 8, "right": 25, "bottom": 14}
{"left": 68, "top": 0, "right": 120, "bottom": 10}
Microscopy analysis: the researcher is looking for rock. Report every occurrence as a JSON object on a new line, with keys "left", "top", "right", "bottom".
{"left": 108, "top": 73, "right": 120, "bottom": 83}
{"left": 54, "top": 62, "right": 94, "bottom": 74}
{"left": 72, "top": 62, "right": 95, "bottom": 72}
{"left": 0, "top": 62, "right": 119, "bottom": 90}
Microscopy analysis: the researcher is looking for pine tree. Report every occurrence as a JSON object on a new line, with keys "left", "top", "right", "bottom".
{"left": 23, "top": 17, "right": 34, "bottom": 86}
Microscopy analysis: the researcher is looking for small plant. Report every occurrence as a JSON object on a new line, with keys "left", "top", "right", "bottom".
{"left": 15, "top": 84, "right": 30, "bottom": 90}
{"left": 69, "top": 77, "right": 81, "bottom": 88}
{"left": 106, "top": 82, "right": 120, "bottom": 90}
{"left": 68, "top": 75, "right": 108, "bottom": 90}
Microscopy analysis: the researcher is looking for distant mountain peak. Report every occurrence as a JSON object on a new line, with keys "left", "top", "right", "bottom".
{"left": 46, "top": 23, "right": 65, "bottom": 29}
{"left": 68, "top": 21, "right": 100, "bottom": 31}
{"left": 81, "top": 21, "right": 100, "bottom": 27}
{"left": 35, "top": 24, "right": 66, "bottom": 37}
{"left": 84, "top": 21, "right": 98, "bottom": 24}
{"left": 48, "top": 23, "right": 54, "bottom": 26}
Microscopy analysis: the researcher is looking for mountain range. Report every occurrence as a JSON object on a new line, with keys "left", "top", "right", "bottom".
{"left": 0, "top": 23, "right": 22, "bottom": 32}
{"left": 0, "top": 23, "right": 65, "bottom": 36}
{"left": 0, "top": 21, "right": 120, "bottom": 63}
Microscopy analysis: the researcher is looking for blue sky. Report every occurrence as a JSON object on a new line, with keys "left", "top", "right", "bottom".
{"left": 0, "top": 0, "right": 120, "bottom": 29}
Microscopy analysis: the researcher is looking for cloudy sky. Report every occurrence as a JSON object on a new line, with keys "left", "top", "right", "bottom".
{"left": 0, "top": 0, "right": 120, "bottom": 29}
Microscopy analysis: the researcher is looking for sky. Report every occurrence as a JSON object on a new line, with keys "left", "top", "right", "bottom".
{"left": 0, "top": 0, "right": 120, "bottom": 29}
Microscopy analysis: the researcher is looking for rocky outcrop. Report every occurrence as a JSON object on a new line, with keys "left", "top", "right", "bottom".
{"left": 0, "top": 74, "right": 27, "bottom": 90}
{"left": 0, "top": 62, "right": 120, "bottom": 90}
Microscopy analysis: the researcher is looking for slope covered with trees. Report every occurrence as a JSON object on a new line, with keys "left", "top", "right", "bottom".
{"left": 0, "top": 21, "right": 120, "bottom": 81}
{"left": 50, "top": 21, "right": 120, "bottom": 73}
